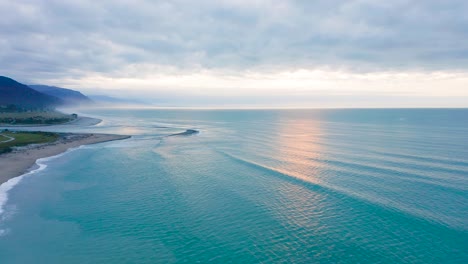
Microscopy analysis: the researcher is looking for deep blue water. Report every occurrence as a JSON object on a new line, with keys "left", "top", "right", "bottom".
{"left": 0, "top": 109, "right": 467, "bottom": 263}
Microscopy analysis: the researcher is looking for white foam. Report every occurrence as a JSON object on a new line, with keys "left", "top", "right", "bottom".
{"left": 0, "top": 146, "right": 82, "bottom": 218}
{"left": 0, "top": 176, "right": 25, "bottom": 216}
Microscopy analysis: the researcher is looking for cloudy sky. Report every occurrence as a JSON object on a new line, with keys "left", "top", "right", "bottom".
{"left": 1, "top": 0, "right": 468, "bottom": 107}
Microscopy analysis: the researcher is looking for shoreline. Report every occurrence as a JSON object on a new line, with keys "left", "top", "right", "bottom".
{"left": 0, "top": 133, "right": 130, "bottom": 185}
{"left": 0, "top": 116, "right": 102, "bottom": 127}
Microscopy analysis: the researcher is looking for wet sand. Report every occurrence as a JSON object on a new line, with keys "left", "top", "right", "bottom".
{"left": 0, "top": 133, "right": 130, "bottom": 185}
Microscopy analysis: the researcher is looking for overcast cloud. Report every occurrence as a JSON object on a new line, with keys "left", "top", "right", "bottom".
{"left": 1, "top": 0, "right": 467, "bottom": 106}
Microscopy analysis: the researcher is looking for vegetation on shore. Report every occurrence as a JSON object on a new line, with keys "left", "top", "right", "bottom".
{"left": 0, "top": 111, "right": 77, "bottom": 125}
{"left": 0, "top": 130, "right": 59, "bottom": 154}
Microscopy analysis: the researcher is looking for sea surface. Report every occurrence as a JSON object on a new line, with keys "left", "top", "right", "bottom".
{"left": 0, "top": 108, "right": 467, "bottom": 263}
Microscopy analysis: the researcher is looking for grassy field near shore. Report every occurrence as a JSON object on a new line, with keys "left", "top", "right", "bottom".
{"left": 0, "top": 111, "right": 77, "bottom": 125}
{"left": 0, "top": 131, "right": 59, "bottom": 154}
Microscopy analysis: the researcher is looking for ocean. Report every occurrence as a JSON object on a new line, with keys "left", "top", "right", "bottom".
{"left": 0, "top": 108, "right": 467, "bottom": 263}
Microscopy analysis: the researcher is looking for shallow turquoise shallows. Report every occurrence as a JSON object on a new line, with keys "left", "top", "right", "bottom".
{"left": 0, "top": 109, "right": 467, "bottom": 263}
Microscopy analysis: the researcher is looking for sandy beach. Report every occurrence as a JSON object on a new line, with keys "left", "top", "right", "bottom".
{"left": 0, "top": 133, "right": 130, "bottom": 185}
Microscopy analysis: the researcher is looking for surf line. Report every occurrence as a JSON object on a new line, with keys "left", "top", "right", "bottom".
{"left": 0, "top": 146, "right": 84, "bottom": 217}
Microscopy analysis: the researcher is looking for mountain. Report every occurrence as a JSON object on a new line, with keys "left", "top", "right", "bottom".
{"left": 0, "top": 76, "right": 62, "bottom": 110}
{"left": 29, "top": 85, "right": 93, "bottom": 106}
{"left": 89, "top": 95, "right": 146, "bottom": 105}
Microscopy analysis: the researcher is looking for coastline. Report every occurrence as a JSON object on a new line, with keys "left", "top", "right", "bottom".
{"left": 0, "top": 116, "right": 102, "bottom": 127}
{"left": 0, "top": 133, "right": 130, "bottom": 185}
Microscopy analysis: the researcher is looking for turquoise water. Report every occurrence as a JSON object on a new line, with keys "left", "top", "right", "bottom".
{"left": 0, "top": 109, "right": 467, "bottom": 263}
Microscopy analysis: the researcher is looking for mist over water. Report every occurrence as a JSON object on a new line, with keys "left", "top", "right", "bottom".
{"left": 0, "top": 109, "right": 467, "bottom": 263}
